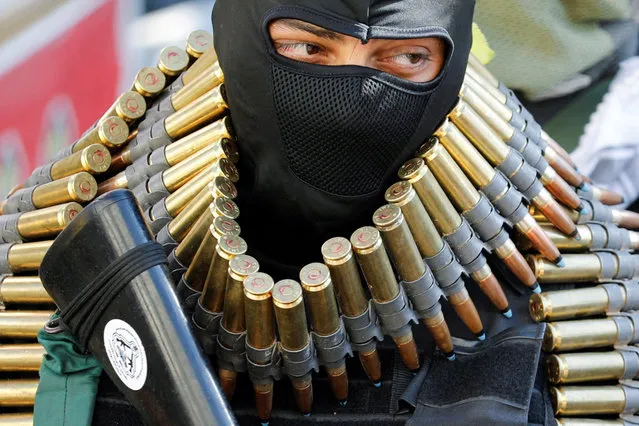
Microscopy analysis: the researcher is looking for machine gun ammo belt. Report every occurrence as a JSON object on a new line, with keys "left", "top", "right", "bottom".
{"left": 192, "top": 298, "right": 223, "bottom": 355}
{"left": 216, "top": 323, "right": 247, "bottom": 372}
{"left": 372, "top": 286, "right": 419, "bottom": 338}
{"left": 342, "top": 301, "right": 384, "bottom": 352}
{"left": 311, "top": 319, "right": 353, "bottom": 369}
{"left": 400, "top": 268, "right": 443, "bottom": 319}
{"left": 246, "top": 341, "right": 282, "bottom": 384}
{"left": 0, "top": 214, "right": 21, "bottom": 243}
{"left": 280, "top": 337, "right": 320, "bottom": 378}
{"left": 176, "top": 274, "right": 201, "bottom": 313}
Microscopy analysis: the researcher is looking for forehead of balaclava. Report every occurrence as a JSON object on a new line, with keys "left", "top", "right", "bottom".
{"left": 212, "top": 0, "right": 475, "bottom": 276}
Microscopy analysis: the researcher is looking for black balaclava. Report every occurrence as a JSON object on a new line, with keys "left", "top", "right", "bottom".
{"left": 212, "top": 0, "right": 476, "bottom": 277}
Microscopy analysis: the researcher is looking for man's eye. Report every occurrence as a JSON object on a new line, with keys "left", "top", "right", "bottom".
{"left": 276, "top": 43, "right": 322, "bottom": 56}
{"left": 391, "top": 53, "right": 430, "bottom": 67}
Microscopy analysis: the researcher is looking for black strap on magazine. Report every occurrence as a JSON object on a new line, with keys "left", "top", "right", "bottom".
{"left": 59, "top": 242, "right": 167, "bottom": 349}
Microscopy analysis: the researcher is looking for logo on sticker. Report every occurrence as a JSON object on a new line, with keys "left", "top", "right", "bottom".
{"left": 103, "top": 319, "right": 147, "bottom": 391}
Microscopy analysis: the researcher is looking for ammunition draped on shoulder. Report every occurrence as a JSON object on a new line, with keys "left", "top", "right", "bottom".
{"left": 0, "top": 202, "right": 81, "bottom": 243}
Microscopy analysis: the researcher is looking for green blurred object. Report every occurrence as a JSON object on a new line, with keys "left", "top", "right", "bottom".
{"left": 544, "top": 77, "right": 614, "bottom": 153}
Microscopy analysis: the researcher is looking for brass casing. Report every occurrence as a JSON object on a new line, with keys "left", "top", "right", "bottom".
{"left": 300, "top": 263, "right": 340, "bottom": 336}
{"left": 546, "top": 352, "right": 626, "bottom": 384}
{"left": 130, "top": 66, "right": 166, "bottom": 97}
{"left": 0, "top": 311, "right": 53, "bottom": 338}
{"left": 373, "top": 204, "right": 425, "bottom": 282}
{"left": 183, "top": 230, "right": 218, "bottom": 292}
{"left": 157, "top": 46, "right": 189, "bottom": 76}
{"left": 385, "top": 181, "right": 443, "bottom": 257}
{"left": 185, "top": 30, "right": 213, "bottom": 59}
{"left": 527, "top": 254, "right": 602, "bottom": 284}
{"left": 459, "top": 84, "right": 514, "bottom": 141}
{"left": 222, "top": 254, "right": 259, "bottom": 333}
{"left": 0, "top": 379, "right": 38, "bottom": 407}
{"left": 164, "top": 117, "right": 234, "bottom": 165}
{"left": 543, "top": 319, "right": 621, "bottom": 352}
{"left": 244, "top": 272, "right": 276, "bottom": 350}
{"left": 97, "top": 170, "right": 128, "bottom": 196}
{"left": 0, "top": 344, "right": 45, "bottom": 372}
{"left": 32, "top": 172, "right": 97, "bottom": 207}
{"left": 463, "top": 75, "right": 514, "bottom": 124}
{"left": 164, "top": 85, "right": 227, "bottom": 139}
{"left": 551, "top": 385, "right": 626, "bottom": 416}
{"left": 174, "top": 209, "right": 214, "bottom": 264}
{"left": 530, "top": 206, "right": 579, "bottom": 224}
{"left": 465, "top": 65, "right": 508, "bottom": 105}
{"left": 398, "top": 157, "right": 462, "bottom": 235}
{"left": 0, "top": 276, "right": 52, "bottom": 305}
{"left": 72, "top": 116, "right": 128, "bottom": 152}
{"left": 101, "top": 91, "right": 146, "bottom": 123}
{"left": 351, "top": 226, "right": 399, "bottom": 303}
{"left": 321, "top": 237, "right": 368, "bottom": 317}
{"left": 50, "top": 144, "right": 111, "bottom": 180}
{"left": 164, "top": 158, "right": 238, "bottom": 216}
{"left": 172, "top": 62, "right": 225, "bottom": 111}
{"left": 16, "top": 202, "right": 81, "bottom": 240}
{"left": 449, "top": 98, "right": 510, "bottom": 164}
{"left": 273, "top": 280, "right": 309, "bottom": 351}
{"left": 434, "top": 119, "right": 497, "bottom": 188}
{"left": 540, "top": 224, "right": 592, "bottom": 252}
{"left": 6, "top": 240, "right": 53, "bottom": 272}
{"left": 199, "top": 229, "right": 245, "bottom": 312}
{"left": 182, "top": 46, "right": 218, "bottom": 85}
{"left": 0, "top": 413, "right": 34, "bottom": 425}
{"left": 468, "top": 54, "right": 500, "bottom": 87}
{"left": 529, "top": 286, "right": 612, "bottom": 322}
{"left": 162, "top": 139, "right": 238, "bottom": 192}
{"left": 419, "top": 136, "right": 481, "bottom": 211}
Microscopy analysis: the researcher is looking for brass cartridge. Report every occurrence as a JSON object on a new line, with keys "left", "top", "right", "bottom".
{"left": 385, "top": 181, "right": 443, "bottom": 258}
{"left": 300, "top": 263, "right": 349, "bottom": 404}
{"left": 157, "top": 46, "right": 189, "bottom": 77}
{"left": 419, "top": 137, "right": 539, "bottom": 290}
{"left": 243, "top": 272, "right": 276, "bottom": 424}
{"left": 164, "top": 85, "right": 228, "bottom": 140}
{"left": 551, "top": 385, "right": 628, "bottom": 416}
{"left": 171, "top": 62, "right": 225, "bottom": 111}
{"left": 199, "top": 230, "right": 245, "bottom": 313}
{"left": 184, "top": 213, "right": 241, "bottom": 292}
{"left": 160, "top": 138, "right": 238, "bottom": 193}
{"left": 163, "top": 158, "right": 238, "bottom": 217}
{"left": 97, "top": 170, "right": 128, "bottom": 196}
{"left": 527, "top": 253, "right": 639, "bottom": 284}
{"left": 612, "top": 209, "right": 639, "bottom": 230}
{"left": 50, "top": 144, "right": 111, "bottom": 180}
{"left": 398, "top": 158, "right": 510, "bottom": 314}
{"left": 321, "top": 237, "right": 382, "bottom": 384}
{"left": 541, "top": 145, "right": 584, "bottom": 189}
{"left": 468, "top": 54, "right": 499, "bottom": 88}
{"left": 0, "top": 344, "right": 45, "bottom": 372}
{"left": 351, "top": 226, "right": 420, "bottom": 371}
{"left": 0, "top": 276, "right": 52, "bottom": 305}
{"left": 218, "top": 255, "right": 260, "bottom": 399}
{"left": 272, "top": 279, "right": 314, "bottom": 415}
{"left": 0, "top": 413, "right": 34, "bottom": 425}
{"left": 0, "top": 311, "right": 53, "bottom": 339}
{"left": 166, "top": 176, "right": 237, "bottom": 242}
{"left": 100, "top": 91, "right": 146, "bottom": 123}
{"left": 173, "top": 209, "right": 214, "bottom": 266}
{"left": 15, "top": 202, "right": 81, "bottom": 240}
{"left": 32, "top": 172, "right": 97, "bottom": 207}
{"left": 547, "top": 352, "right": 627, "bottom": 384}
{"left": 185, "top": 30, "right": 213, "bottom": 60}
{"left": 543, "top": 318, "right": 627, "bottom": 352}
{"left": 130, "top": 66, "right": 166, "bottom": 98}
{"left": 530, "top": 286, "right": 620, "bottom": 322}
{"left": 0, "top": 379, "right": 38, "bottom": 407}
{"left": 182, "top": 46, "right": 218, "bottom": 86}
{"left": 163, "top": 117, "right": 234, "bottom": 166}
{"left": 72, "top": 116, "right": 128, "bottom": 152}
{"left": 6, "top": 240, "right": 53, "bottom": 273}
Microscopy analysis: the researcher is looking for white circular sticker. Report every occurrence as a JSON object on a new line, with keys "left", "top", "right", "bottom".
{"left": 103, "top": 319, "right": 148, "bottom": 391}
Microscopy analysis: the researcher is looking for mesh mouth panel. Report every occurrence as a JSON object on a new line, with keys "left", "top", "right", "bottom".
{"left": 272, "top": 64, "right": 429, "bottom": 196}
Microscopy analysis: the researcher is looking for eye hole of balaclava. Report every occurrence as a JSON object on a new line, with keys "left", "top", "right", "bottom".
{"left": 263, "top": 16, "right": 452, "bottom": 196}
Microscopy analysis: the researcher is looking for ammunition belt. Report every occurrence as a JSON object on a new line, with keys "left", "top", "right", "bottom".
{"left": 3, "top": 187, "right": 37, "bottom": 214}
{"left": 498, "top": 149, "right": 543, "bottom": 201}
{"left": 176, "top": 274, "right": 201, "bottom": 313}
{"left": 341, "top": 301, "right": 384, "bottom": 352}
{"left": 147, "top": 204, "right": 173, "bottom": 235}
{"left": 443, "top": 218, "right": 485, "bottom": 274}
{"left": 0, "top": 214, "right": 21, "bottom": 244}
{"left": 216, "top": 323, "right": 247, "bottom": 373}
{"left": 401, "top": 268, "right": 443, "bottom": 318}
{"left": 311, "top": 319, "right": 352, "bottom": 369}
{"left": 128, "top": 119, "right": 173, "bottom": 162}
{"left": 192, "top": 298, "right": 222, "bottom": 355}
{"left": 0, "top": 243, "right": 13, "bottom": 275}
{"left": 24, "top": 163, "right": 54, "bottom": 187}
{"left": 424, "top": 244, "right": 465, "bottom": 296}
{"left": 246, "top": 341, "right": 282, "bottom": 384}
{"left": 372, "top": 286, "right": 419, "bottom": 338}
{"left": 280, "top": 337, "right": 319, "bottom": 378}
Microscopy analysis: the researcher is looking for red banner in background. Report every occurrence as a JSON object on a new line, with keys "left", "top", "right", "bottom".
{"left": 0, "top": 0, "right": 120, "bottom": 196}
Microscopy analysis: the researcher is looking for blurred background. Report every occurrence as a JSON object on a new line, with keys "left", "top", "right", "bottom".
{"left": 0, "top": 0, "right": 214, "bottom": 197}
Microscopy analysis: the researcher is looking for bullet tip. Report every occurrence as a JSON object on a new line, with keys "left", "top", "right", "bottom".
{"left": 622, "top": 196, "right": 626, "bottom": 204}
{"left": 304, "top": 413, "right": 311, "bottom": 417}
{"left": 446, "top": 352, "right": 457, "bottom": 361}
{"left": 410, "top": 369, "right": 420, "bottom": 376}
{"left": 339, "top": 400, "right": 348, "bottom": 407}
{"left": 532, "top": 283, "right": 542, "bottom": 294}
{"left": 261, "top": 422, "right": 269, "bottom": 426}
{"left": 570, "top": 230, "right": 581, "bottom": 240}
{"left": 373, "top": 381, "right": 382, "bottom": 388}
{"left": 554, "top": 256, "right": 565, "bottom": 268}
{"left": 502, "top": 308, "right": 513, "bottom": 319}
{"left": 581, "top": 182, "right": 591, "bottom": 192}
{"left": 476, "top": 331, "right": 486, "bottom": 341}
{"left": 578, "top": 203, "right": 588, "bottom": 215}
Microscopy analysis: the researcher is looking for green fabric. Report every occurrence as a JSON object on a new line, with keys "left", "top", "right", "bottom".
{"left": 474, "top": 0, "right": 630, "bottom": 98}
{"left": 34, "top": 314, "right": 102, "bottom": 426}
{"left": 544, "top": 76, "right": 614, "bottom": 152}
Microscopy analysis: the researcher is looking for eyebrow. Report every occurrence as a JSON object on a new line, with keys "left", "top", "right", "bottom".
{"left": 275, "top": 19, "right": 345, "bottom": 41}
